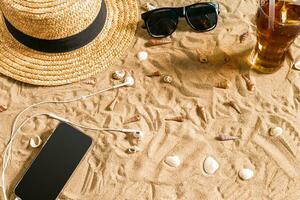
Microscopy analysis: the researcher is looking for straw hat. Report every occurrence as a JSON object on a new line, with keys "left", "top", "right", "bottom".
{"left": 0, "top": 0, "right": 139, "bottom": 86}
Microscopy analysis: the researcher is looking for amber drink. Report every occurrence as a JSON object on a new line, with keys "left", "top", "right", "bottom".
{"left": 250, "top": 0, "right": 300, "bottom": 73}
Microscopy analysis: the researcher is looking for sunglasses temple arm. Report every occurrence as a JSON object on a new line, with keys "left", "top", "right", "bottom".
{"left": 215, "top": 3, "right": 220, "bottom": 14}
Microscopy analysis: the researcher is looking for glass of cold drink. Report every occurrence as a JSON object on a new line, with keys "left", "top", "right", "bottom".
{"left": 249, "top": 0, "right": 300, "bottom": 73}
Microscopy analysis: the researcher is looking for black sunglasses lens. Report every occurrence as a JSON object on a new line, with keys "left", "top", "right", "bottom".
{"left": 147, "top": 9, "right": 178, "bottom": 37}
{"left": 186, "top": 4, "right": 218, "bottom": 31}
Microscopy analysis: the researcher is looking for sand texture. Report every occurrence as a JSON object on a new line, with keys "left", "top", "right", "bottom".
{"left": 1, "top": 0, "right": 300, "bottom": 199}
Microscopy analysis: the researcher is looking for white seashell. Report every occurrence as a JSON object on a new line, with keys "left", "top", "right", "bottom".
{"left": 142, "top": 3, "right": 157, "bottom": 11}
{"left": 203, "top": 156, "right": 219, "bottom": 175}
{"left": 112, "top": 70, "right": 126, "bottom": 80}
{"left": 127, "top": 146, "right": 141, "bottom": 154}
{"left": 269, "top": 126, "right": 283, "bottom": 137}
{"left": 293, "top": 57, "right": 300, "bottom": 71}
{"left": 163, "top": 75, "right": 173, "bottom": 83}
{"left": 239, "top": 168, "right": 254, "bottom": 180}
{"left": 30, "top": 136, "right": 42, "bottom": 148}
{"left": 165, "top": 156, "right": 181, "bottom": 168}
{"left": 15, "top": 197, "right": 22, "bottom": 200}
{"left": 137, "top": 51, "right": 148, "bottom": 61}
{"left": 124, "top": 76, "right": 135, "bottom": 86}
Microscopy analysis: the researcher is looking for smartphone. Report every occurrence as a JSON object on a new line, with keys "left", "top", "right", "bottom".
{"left": 14, "top": 123, "right": 92, "bottom": 200}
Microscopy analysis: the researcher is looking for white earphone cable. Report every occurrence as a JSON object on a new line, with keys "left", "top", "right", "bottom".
{"left": 2, "top": 76, "right": 137, "bottom": 200}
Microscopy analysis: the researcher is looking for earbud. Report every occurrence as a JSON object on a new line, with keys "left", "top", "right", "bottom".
{"left": 131, "top": 130, "right": 144, "bottom": 140}
{"left": 120, "top": 129, "right": 144, "bottom": 139}
{"left": 112, "top": 75, "right": 135, "bottom": 89}
{"left": 124, "top": 76, "right": 135, "bottom": 86}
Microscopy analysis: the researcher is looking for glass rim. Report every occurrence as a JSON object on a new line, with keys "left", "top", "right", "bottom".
{"left": 258, "top": 1, "right": 300, "bottom": 26}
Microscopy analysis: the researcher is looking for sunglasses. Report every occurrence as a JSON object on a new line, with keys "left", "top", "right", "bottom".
{"left": 142, "top": 2, "right": 220, "bottom": 38}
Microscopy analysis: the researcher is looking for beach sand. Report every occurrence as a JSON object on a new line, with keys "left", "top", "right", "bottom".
{"left": 1, "top": 0, "right": 300, "bottom": 199}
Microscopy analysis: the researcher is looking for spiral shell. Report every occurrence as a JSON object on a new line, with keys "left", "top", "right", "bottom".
{"left": 165, "top": 115, "right": 186, "bottom": 122}
{"left": 227, "top": 101, "right": 241, "bottom": 114}
{"left": 241, "top": 74, "right": 255, "bottom": 92}
{"left": 163, "top": 75, "right": 173, "bottom": 83}
{"left": 239, "top": 31, "right": 249, "bottom": 43}
{"left": 112, "top": 70, "right": 126, "bottom": 80}
{"left": 83, "top": 79, "right": 96, "bottom": 85}
{"left": 216, "top": 80, "right": 231, "bottom": 89}
{"left": 216, "top": 134, "right": 239, "bottom": 141}
{"left": 147, "top": 38, "right": 172, "bottom": 46}
{"left": 0, "top": 105, "right": 7, "bottom": 112}
{"left": 127, "top": 146, "right": 141, "bottom": 154}
{"left": 147, "top": 71, "right": 162, "bottom": 77}
{"left": 124, "top": 114, "right": 141, "bottom": 124}
{"left": 106, "top": 99, "right": 118, "bottom": 111}
{"left": 196, "top": 49, "right": 208, "bottom": 63}
{"left": 142, "top": 2, "right": 156, "bottom": 11}
{"left": 197, "top": 105, "right": 208, "bottom": 123}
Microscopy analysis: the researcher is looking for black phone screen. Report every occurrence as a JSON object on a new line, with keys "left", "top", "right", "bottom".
{"left": 14, "top": 123, "right": 92, "bottom": 200}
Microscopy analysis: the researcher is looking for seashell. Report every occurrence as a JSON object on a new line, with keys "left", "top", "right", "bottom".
{"left": 147, "top": 38, "right": 172, "bottom": 46}
{"left": 30, "top": 135, "right": 42, "bottom": 148}
{"left": 127, "top": 146, "right": 141, "bottom": 154}
{"left": 165, "top": 156, "right": 181, "bottom": 168}
{"left": 124, "top": 114, "right": 141, "bottom": 124}
{"left": 163, "top": 75, "right": 173, "bottom": 83}
{"left": 106, "top": 99, "right": 118, "bottom": 111}
{"left": 238, "top": 168, "right": 254, "bottom": 180}
{"left": 147, "top": 71, "right": 162, "bottom": 77}
{"left": 15, "top": 197, "right": 22, "bottom": 200}
{"left": 224, "top": 54, "right": 231, "bottom": 63}
{"left": 241, "top": 74, "right": 255, "bottom": 92}
{"left": 112, "top": 70, "right": 126, "bottom": 80}
{"left": 142, "top": 2, "right": 157, "bottom": 11}
{"left": 227, "top": 101, "right": 241, "bottom": 114}
{"left": 216, "top": 80, "right": 231, "bottom": 89}
{"left": 203, "top": 156, "right": 219, "bottom": 175}
{"left": 165, "top": 114, "right": 186, "bottom": 122}
{"left": 137, "top": 51, "right": 148, "bottom": 61}
{"left": 269, "top": 127, "right": 295, "bottom": 157}
{"left": 197, "top": 105, "right": 208, "bottom": 123}
{"left": 196, "top": 49, "right": 208, "bottom": 63}
{"left": 239, "top": 31, "right": 249, "bottom": 43}
{"left": 83, "top": 79, "right": 96, "bottom": 85}
{"left": 0, "top": 105, "right": 7, "bottom": 112}
{"left": 269, "top": 127, "right": 283, "bottom": 137}
{"left": 293, "top": 58, "right": 300, "bottom": 71}
{"left": 216, "top": 134, "right": 239, "bottom": 141}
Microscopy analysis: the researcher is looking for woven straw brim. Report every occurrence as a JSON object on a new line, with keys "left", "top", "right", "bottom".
{"left": 0, "top": 0, "right": 139, "bottom": 86}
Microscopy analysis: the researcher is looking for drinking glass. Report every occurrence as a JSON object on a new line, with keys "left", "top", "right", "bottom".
{"left": 249, "top": 0, "right": 300, "bottom": 73}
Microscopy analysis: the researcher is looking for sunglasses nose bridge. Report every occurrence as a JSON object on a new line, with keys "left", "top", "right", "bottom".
{"left": 177, "top": 7, "right": 185, "bottom": 17}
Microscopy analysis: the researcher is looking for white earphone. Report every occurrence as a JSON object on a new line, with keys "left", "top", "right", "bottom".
{"left": 2, "top": 74, "right": 143, "bottom": 200}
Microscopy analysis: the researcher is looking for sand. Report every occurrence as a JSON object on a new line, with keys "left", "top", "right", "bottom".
{"left": 1, "top": 0, "right": 300, "bottom": 199}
